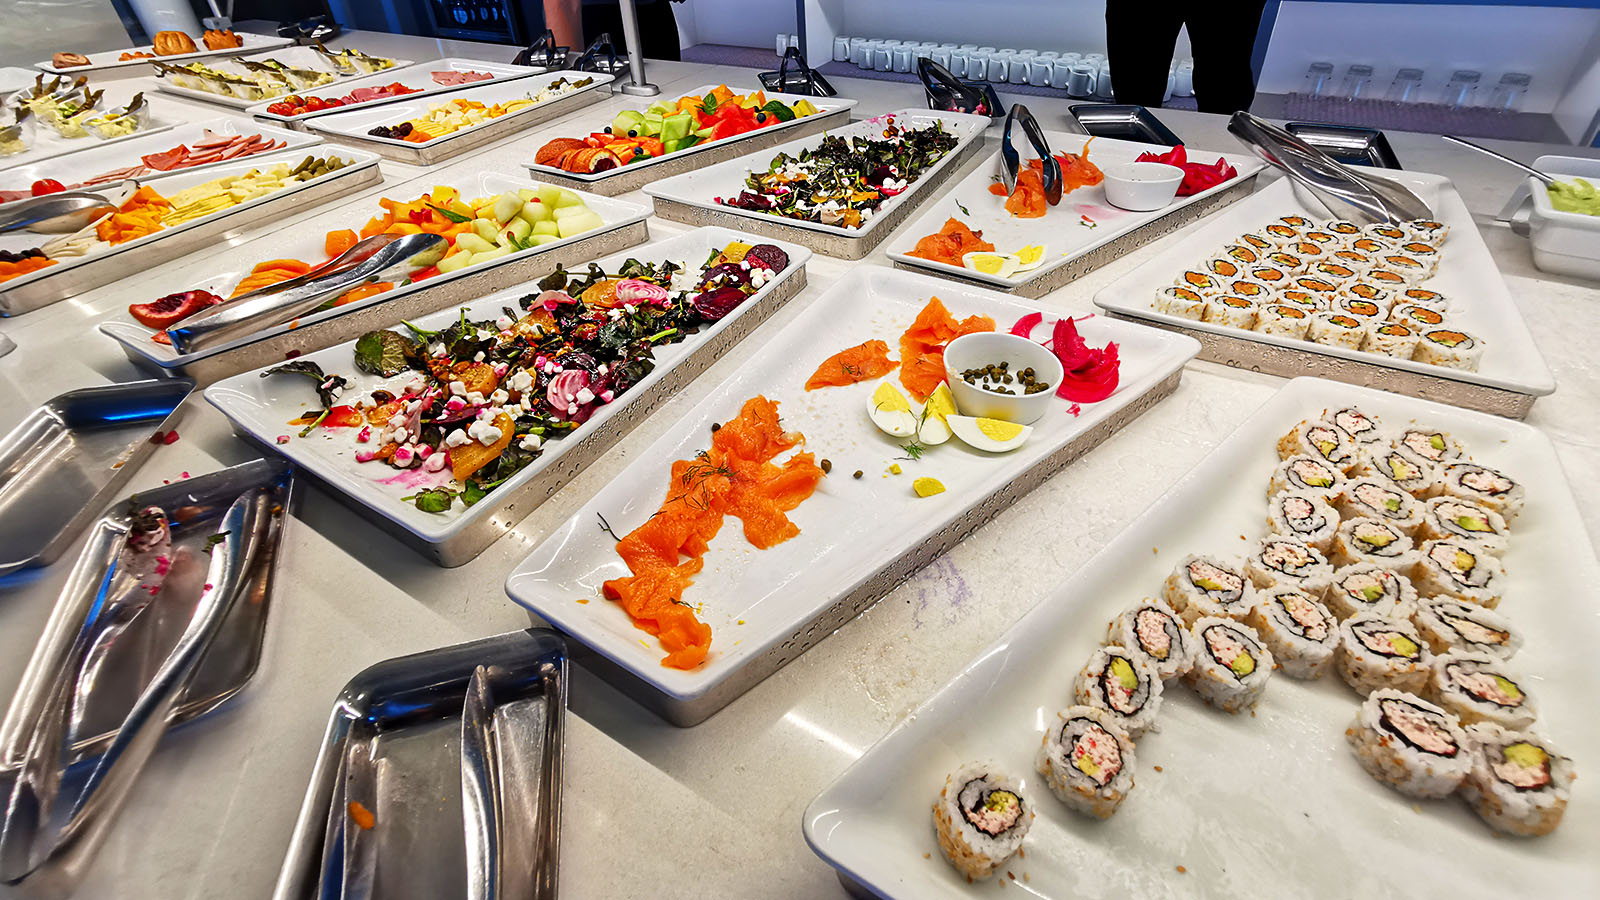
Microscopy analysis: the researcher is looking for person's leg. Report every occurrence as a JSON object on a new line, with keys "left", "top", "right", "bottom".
{"left": 1185, "top": 0, "right": 1269, "bottom": 114}
{"left": 1107, "top": 1, "right": 1184, "bottom": 107}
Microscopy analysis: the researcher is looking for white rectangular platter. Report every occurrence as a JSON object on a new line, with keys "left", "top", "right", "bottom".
{"left": 305, "top": 71, "right": 614, "bottom": 165}
{"left": 887, "top": 132, "right": 1263, "bottom": 296}
{"left": 34, "top": 31, "right": 294, "bottom": 75}
{"left": 246, "top": 58, "right": 548, "bottom": 127}
{"left": 102, "top": 171, "right": 650, "bottom": 382}
{"left": 805, "top": 376, "right": 1600, "bottom": 900}
{"left": 643, "top": 110, "right": 991, "bottom": 259}
{"left": 1, "top": 147, "right": 381, "bottom": 316}
{"left": 0, "top": 92, "right": 177, "bottom": 172}
{"left": 152, "top": 45, "right": 415, "bottom": 110}
{"left": 0, "top": 115, "right": 318, "bottom": 193}
{"left": 504, "top": 265, "right": 1200, "bottom": 725}
{"left": 523, "top": 84, "right": 857, "bottom": 196}
{"left": 1093, "top": 174, "right": 1555, "bottom": 419}
{"left": 204, "top": 226, "right": 813, "bottom": 566}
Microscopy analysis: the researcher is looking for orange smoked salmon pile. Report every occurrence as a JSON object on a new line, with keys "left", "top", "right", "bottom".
{"left": 987, "top": 139, "right": 1105, "bottom": 218}
{"left": 906, "top": 218, "right": 994, "bottom": 266}
{"left": 805, "top": 340, "right": 899, "bottom": 390}
{"left": 602, "top": 396, "right": 826, "bottom": 669}
{"left": 898, "top": 297, "right": 995, "bottom": 401}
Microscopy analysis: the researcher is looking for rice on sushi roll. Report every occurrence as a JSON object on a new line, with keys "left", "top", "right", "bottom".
{"left": 1427, "top": 652, "right": 1537, "bottom": 730}
{"left": 1324, "top": 562, "right": 1420, "bottom": 620}
{"left": 1366, "top": 322, "right": 1421, "bottom": 358}
{"left": 1311, "top": 260, "right": 1361, "bottom": 285}
{"left": 1329, "top": 249, "right": 1376, "bottom": 273}
{"left": 1349, "top": 236, "right": 1388, "bottom": 256}
{"left": 1390, "top": 303, "right": 1446, "bottom": 330}
{"left": 1205, "top": 256, "right": 1246, "bottom": 281}
{"left": 1378, "top": 252, "right": 1432, "bottom": 282}
{"left": 1154, "top": 285, "right": 1207, "bottom": 320}
{"left": 1332, "top": 297, "right": 1386, "bottom": 327}
{"left": 1247, "top": 534, "right": 1334, "bottom": 594}
{"left": 1407, "top": 219, "right": 1451, "bottom": 244}
{"left": 1175, "top": 269, "right": 1224, "bottom": 295}
{"left": 1035, "top": 706, "right": 1137, "bottom": 819}
{"left": 1365, "top": 267, "right": 1409, "bottom": 290}
{"left": 1269, "top": 454, "right": 1347, "bottom": 502}
{"left": 1412, "top": 539, "right": 1507, "bottom": 608}
{"left": 1308, "top": 312, "right": 1369, "bottom": 350}
{"left": 1393, "top": 426, "right": 1465, "bottom": 465}
{"left": 1396, "top": 240, "right": 1442, "bottom": 272}
{"left": 1266, "top": 250, "right": 1306, "bottom": 273}
{"left": 1346, "top": 689, "right": 1471, "bottom": 798}
{"left": 1227, "top": 277, "right": 1272, "bottom": 302}
{"left": 1185, "top": 616, "right": 1274, "bottom": 712}
{"left": 1412, "top": 597, "right": 1521, "bottom": 660}
{"left": 1268, "top": 489, "right": 1340, "bottom": 553}
{"left": 1278, "top": 418, "right": 1359, "bottom": 472}
{"left": 1239, "top": 232, "right": 1274, "bottom": 252}
{"left": 1291, "top": 274, "right": 1342, "bottom": 300}
{"left": 1363, "top": 223, "right": 1411, "bottom": 245}
{"left": 1397, "top": 286, "right": 1448, "bottom": 312}
{"left": 1440, "top": 462, "right": 1524, "bottom": 521}
{"left": 1330, "top": 517, "right": 1418, "bottom": 570}
{"left": 1461, "top": 724, "right": 1574, "bottom": 836}
{"left": 1204, "top": 294, "right": 1258, "bottom": 329}
{"left": 1418, "top": 497, "right": 1509, "bottom": 554}
{"left": 1220, "top": 242, "right": 1260, "bottom": 266}
{"left": 1356, "top": 445, "right": 1440, "bottom": 499}
{"left": 1337, "top": 612, "right": 1433, "bottom": 695}
{"left": 1164, "top": 553, "right": 1256, "bottom": 626}
{"left": 1324, "top": 406, "right": 1383, "bottom": 446}
{"left": 933, "top": 763, "right": 1035, "bottom": 879}
{"left": 1249, "top": 586, "right": 1338, "bottom": 679}
{"left": 1341, "top": 280, "right": 1392, "bottom": 308}
{"left": 1287, "top": 240, "right": 1327, "bottom": 263}
{"left": 1300, "top": 229, "right": 1340, "bottom": 248}
{"left": 1255, "top": 304, "right": 1312, "bottom": 338}
{"left": 1074, "top": 646, "right": 1164, "bottom": 737}
{"left": 1324, "top": 219, "right": 1364, "bottom": 240}
{"left": 1105, "top": 598, "right": 1196, "bottom": 680}
{"left": 1336, "top": 478, "right": 1426, "bottom": 535}
{"left": 1274, "top": 289, "right": 1327, "bottom": 314}
{"left": 1415, "top": 328, "right": 1484, "bottom": 372}
{"left": 1277, "top": 214, "right": 1313, "bottom": 229}
{"left": 1262, "top": 222, "right": 1302, "bottom": 245}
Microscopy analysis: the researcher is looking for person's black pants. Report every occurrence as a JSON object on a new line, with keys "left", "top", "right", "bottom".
{"left": 581, "top": 1, "right": 681, "bottom": 62}
{"left": 1106, "top": 0, "right": 1267, "bottom": 114}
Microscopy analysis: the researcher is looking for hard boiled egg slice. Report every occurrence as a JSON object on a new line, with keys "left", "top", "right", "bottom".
{"left": 868, "top": 381, "right": 920, "bottom": 438}
{"left": 917, "top": 382, "right": 957, "bottom": 445}
{"left": 948, "top": 414, "right": 1033, "bottom": 452}
{"left": 1014, "top": 244, "right": 1047, "bottom": 271}
{"left": 962, "top": 251, "right": 1021, "bottom": 278}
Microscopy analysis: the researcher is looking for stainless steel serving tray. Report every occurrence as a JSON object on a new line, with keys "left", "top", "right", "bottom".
{"left": 273, "top": 628, "right": 567, "bottom": 900}
{"left": 1285, "top": 122, "right": 1403, "bottom": 169}
{"left": 1069, "top": 103, "right": 1183, "bottom": 146}
{"left": 0, "top": 456, "right": 294, "bottom": 774}
{"left": 0, "top": 379, "right": 193, "bottom": 578}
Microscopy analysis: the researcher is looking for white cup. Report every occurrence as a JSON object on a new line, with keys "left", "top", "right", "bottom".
{"left": 1174, "top": 60, "right": 1195, "bottom": 96}
{"left": 1030, "top": 58, "right": 1053, "bottom": 86}
{"left": 985, "top": 53, "right": 1007, "bottom": 82}
{"left": 893, "top": 47, "right": 914, "bottom": 73}
{"left": 948, "top": 49, "right": 968, "bottom": 77}
{"left": 850, "top": 38, "right": 867, "bottom": 66}
{"left": 1058, "top": 52, "right": 1081, "bottom": 67}
{"left": 1007, "top": 53, "right": 1029, "bottom": 84}
{"left": 1095, "top": 60, "right": 1115, "bottom": 98}
{"left": 775, "top": 33, "right": 789, "bottom": 56}
{"left": 1164, "top": 70, "right": 1175, "bottom": 101}
{"left": 940, "top": 43, "right": 957, "bottom": 50}
{"left": 1040, "top": 51, "right": 1060, "bottom": 59}
{"left": 1067, "top": 63, "right": 1095, "bottom": 97}
{"left": 832, "top": 36, "right": 850, "bottom": 62}
{"left": 858, "top": 41, "right": 878, "bottom": 69}
{"left": 883, "top": 39, "right": 902, "bottom": 46}
{"left": 959, "top": 43, "right": 979, "bottom": 51}
{"left": 967, "top": 54, "right": 988, "bottom": 81}
{"left": 788, "top": 34, "right": 800, "bottom": 50}
{"left": 914, "top": 45, "right": 933, "bottom": 61}
{"left": 1050, "top": 63, "right": 1072, "bottom": 89}
{"left": 1018, "top": 49, "right": 1038, "bottom": 58}
{"left": 875, "top": 48, "right": 892, "bottom": 71}
{"left": 932, "top": 48, "right": 951, "bottom": 69}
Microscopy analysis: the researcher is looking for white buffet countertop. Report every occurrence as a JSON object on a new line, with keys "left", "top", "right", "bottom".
{"left": 1, "top": 30, "right": 1598, "bottom": 900}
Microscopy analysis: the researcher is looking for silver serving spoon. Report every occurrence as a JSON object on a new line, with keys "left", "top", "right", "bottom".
{"left": 1441, "top": 134, "right": 1554, "bottom": 186}
{"left": 0, "top": 193, "right": 117, "bottom": 235}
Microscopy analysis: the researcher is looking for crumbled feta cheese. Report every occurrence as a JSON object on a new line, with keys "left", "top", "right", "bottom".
{"left": 467, "top": 418, "right": 503, "bottom": 447}
{"left": 490, "top": 389, "right": 509, "bottom": 405}
{"left": 448, "top": 380, "right": 467, "bottom": 397}
{"left": 465, "top": 391, "right": 485, "bottom": 406}
{"left": 519, "top": 433, "right": 543, "bottom": 451}
{"left": 575, "top": 387, "right": 595, "bottom": 405}
{"left": 423, "top": 451, "right": 449, "bottom": 472}
{"left": 507, "top": 370, "right": 534, "bottom": 393}
{"left": 494, "top": 315, "right": 513, "bottom": 330}
{"left": 444, "top": 428, "right": 472, "bottom": 448}
{"left": 473, "top": 351, "right": 486, "bottom": 363}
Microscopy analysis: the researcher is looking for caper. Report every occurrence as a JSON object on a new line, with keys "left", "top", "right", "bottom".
{"left": 853, "top": 470, "right": 863, "bottom": 479}
{"left": 710, "top": 422, "right": 721, "bottom": 433}
{"left": 820, "top": 459, "right": 832, "bottom": 474}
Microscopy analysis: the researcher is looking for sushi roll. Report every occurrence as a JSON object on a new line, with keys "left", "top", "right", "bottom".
{"left": 1349, "top": 236, "right": 1388, "bottom": 256}
{"left": 1269, "top": 454, "right": 1346, "bottom": 501}
{"left": 1220, "top": 242, "right": 1260, "bottom": 266}
{"left": 1035, "top": 706, "right": 1137, "bottom": 819}
{"left": 1268, "top": 489, "right": 1340, "bottom": 553}
{"left": 1248, "top": 264, "right": 1290, "bottom": 286}
{"left": 1175, "top": 269, "right": 1224, "bottom": 294}
{"left": 1364, "top": 223, "right": 1411, "bottom": 245}
{"left": 1365, "top": 267, "right": 1409, "bottom": 290}
{"left": 1461, "top": 725, "right": 1574, "bottom": 836}
{"left": 1227, "top": 278, "right": 1272, "bottom": 302}
{"left": 1346, "top": 689, "right": 1471, "bottom": 798}
{"left": 1324, "top": 406, "right": 1383, "bottom": 446}
{"left": 1291, "top": 275, "right": 1343, "bottom": 302}
{"left": 1329, "top": 249, "right": 1375, "bottom": 273}
{"left": 1377, "top": 253, "right": 1430, "bottom": 283}
{"left": 1205, "top": 256, "right": 1245, "bottom": 281}
{"left": 1397, "top": 286, "right": 1448, "bottom": 312}
{"left": 1412, "top": 597, "right": 1521, "bottom": 660}
{"left": 1255, "top": 303, "right": 1312, "bottom": 338}
{"left": 1238, "top": 232, "right": 1273, "bottom": 252}
{"left": 1411, "top": 539, "right": 1507, "bottom": 608}
{"left": 1277, "top": 214, "right": 1313, "bottom": 230}
{"left": 1287, "top": 240, "right": 1327, "bottom": 262}
{"left": 1105, "top": 598, "right": 1196, "bottom": 680}
{"left": 1393, "top": 426, "right": 1465, "bottom": 465}
{"left": 1277, "top": 418, "right": 1359, "bottom": 472}
{"left": 1203, "top": 294, "right": 1258, "bottom": 329}
{"left": 1407, "top": 219, "right": 1451, "bottom": 245}
{"left": 1185, "top": 616, "right": 1274, "bottom": 712}
{"left": 1266, "top": 250, "right": 1306, "bottom": 273}
{"left": 1357, "top": 445, "right": 1440, "bottom": 499}
{"left": 1329, "top": 517, "right": 1417, "bottom": 570}
{"left": 1275, "top": 289, "right": 1327, "bottom": 314}
{"left": 1325, "top": 219, "right": 1364, "bottom": 240}
{"left": 1396, "top": 240, "right": 1441, "bottom": 272}
{"left": 1333, "top": 297, "right": 1386, "bottom": 326}
{"left": 1336, "top": 478, "right": 1426, "bottom": 535}
{"left": 1249, "top": 586, "right": 1338, "bottom": 679}
{"left": 1154, "top": 285, "right": 1207, "bottom": 320}
{"left": 1163, "top": 554, "right": 1255, "bottom": 625}
{"left": 1343, "top": 280, "right": 1393, "bottom": 308}
{"left": 1337, "top": 612, "right": 1433, "bottom": 695}
{"left": 1246, "top": 534, "right": 1334, "bottom": 593}
{"left": 1366, "top": 322, "right": 1420, "bottom": 359}
{"left": 1418, "top": 497, "right": 1509, "bottom": 554}
{"left": 1427, "top": 652, "right": 1537, "bottom": 730}
{"left": 1262, "top": 222, "right": 1302, "bottom": 245}
{"left": 1324, "top": 562, "right": 1419, "bottom": 620}
{"left": 1311, "top": 260, "right": 1361, "bottom": 284}
{"left": 1440, "top": 462, "right": 1524, "bottom": 520}
{"left": 1390, "top": 303, "right": 1446, "bottom": 330}
{"left": 1414, "top": 328, "right": 1484, "bottom": 372}
{"left": 1074, "top": 646, "right": 1164, "bottom": 737}
{"left": 933, "top": 763, "right": 1035, "bottom": 879}
{"left": 1307, "top": 312, "right": 1369, "bottom": 350}
{"left": 1300, "top": 229, "right": 1340, "bottom": 248}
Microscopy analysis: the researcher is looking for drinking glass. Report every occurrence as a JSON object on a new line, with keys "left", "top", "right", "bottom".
{"left": 1338, "top": 64, "right": 1374, "bottom": 101}
{"left": 1441, "top": 69, "right": 1480, "bottom": 108}
{"left": 1385, "top": 67, "right": 1424, "bottom": 104}
{"left": 1303, "top": 61, "right": 1334, "bottom": 98}
{"left": 1488, "top": 72, "right": 1531, "bottom": 113}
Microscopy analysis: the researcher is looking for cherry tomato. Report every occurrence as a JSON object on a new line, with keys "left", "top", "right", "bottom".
{"left": 30, "top": 179, "right": 65, "bottom": 196}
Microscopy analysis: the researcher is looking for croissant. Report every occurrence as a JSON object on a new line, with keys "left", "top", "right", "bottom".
{"left": 534, "top": 138, "right": 587, "bottom": 167}
{"left": 52, "top": 52, "right": 90, "bottom": 68}
{"left": 152, "top": 31, "right": 198, "bottom": 56}
{"left": 202, "top": 29, "right": 241, "bottom": 50}
{"left": 558, "top": 147, "right": 622, "bottom": 174}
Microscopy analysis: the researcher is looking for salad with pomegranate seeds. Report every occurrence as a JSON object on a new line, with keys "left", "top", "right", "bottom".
{"left": 262, "top": 240, "right": 790, "bottom": 513}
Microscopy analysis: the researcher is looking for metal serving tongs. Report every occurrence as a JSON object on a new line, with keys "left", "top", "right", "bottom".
{"left": 166, "top": 231, "right": 447, "bottom": 355}
{"left": 0, "top": 192, "right": 118, "bottom": 236}
{"left": 1228, "top": 111, "right": 1431, "bottom": 224}
{"left": 999, "top": 104, "right": 1062, "bottom": 205}
{"left": 0, "top": 490, "right": 270, "bottom": 892}
{"left": 513, "top": 30, "right": 569, "bottom": 70}
{"left": 461, "top": 666, "right": 502, "bottom": 900}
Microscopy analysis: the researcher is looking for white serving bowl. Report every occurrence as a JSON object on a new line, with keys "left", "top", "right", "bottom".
{"left": 1101, "top": 161, "right": 1185, "bottom": 211}
{"left": 943, "top": 332, "right": 1064, "bottom": 425}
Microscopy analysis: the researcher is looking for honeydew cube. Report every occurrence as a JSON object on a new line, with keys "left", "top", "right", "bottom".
{"left": 529, "top": 233, "right": 561, "bottom": 246}
{"left": 556, "top": 210, "right": 603, "bottom": 238}
{"left": 518, "top": 200, "right": 552, "bottom": 224}
{"left": 470, "top": 246, "right": 513, "bottom": 265}
{"left": 554, "top": 189, "right": 585, "bottom": 209}
{"left": 491, "top": 193, "right": 523, "bottom": 224}
{"left": 534, "top": 185, "right": 563, "bottom": 208}
{"left": 454, "top": 232, "right": 495, "bottom": 254}
{"left": 516, "top": 188, "right": 536, "bottom": 201}
{"left": 434, "top": 251, "right": 474, "bottom": 274}
{"left": 471, "top": 218, "right": 499, "bottom": 243}
{"left": 531, "top": 220, "right": 560, "bottom": 237}
{"left": 501, "top": 217, "right": 532, "bottom": 243}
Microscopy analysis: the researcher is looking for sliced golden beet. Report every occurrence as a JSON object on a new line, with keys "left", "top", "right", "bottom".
{"left": 451, "top": 361, "right": 499, "bottom": 395}
{"left": 450, "top": 412, "right": 514, "bottom": 481}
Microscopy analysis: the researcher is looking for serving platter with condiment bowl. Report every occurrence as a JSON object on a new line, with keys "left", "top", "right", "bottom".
{"left": 805, "top": 376, "right": 1600, "bottom": 899}
{"left": 102, "top": 171, "right": 649, "bottom": 384}
{"left": 503, "top": 265, "right": 1199, "bottom": 725}
{"left": 305, "top": 71, "right": 614, "bottom": 166}
{"left": 644, "top": 110, "right": 991, "bottom": 260}
{"left": 151, "top": 44, "right": 416, "bottom": 111}
{"left": 245, "top": 58, "right": 550, "bottom": 129}
{"left": 1094, "top": 172, "right": 1554, "bottom": 418}
{"left": 34, "top": 32, "right": 295, "bottom": 76}
{"left": 887, "top": 131, "right": 1260, "bottom": 296}
{"left": 203, "top": 227, "right": 813, "bottom": 566}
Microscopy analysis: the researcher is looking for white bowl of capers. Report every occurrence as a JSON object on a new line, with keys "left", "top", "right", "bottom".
{"left": 943, "top": 332, "right": 1063, "bottom": 425}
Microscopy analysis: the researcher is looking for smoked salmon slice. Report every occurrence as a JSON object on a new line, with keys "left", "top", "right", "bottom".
{"left": 906, "top": 217, "right": 994, "bottom": 266}
{"left": 805, "top": 339, "right": 899, "bottom": 390}
{"left": 898, "top": 297, "right": 995, "bottom": 401}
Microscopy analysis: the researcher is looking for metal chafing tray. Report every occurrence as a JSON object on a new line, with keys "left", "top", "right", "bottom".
{"left": 1286, "top": 122, "right": 1403, "bottom": 169}
{"left": 1069, "top": 103, "right": 1184, "bottom": 146}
